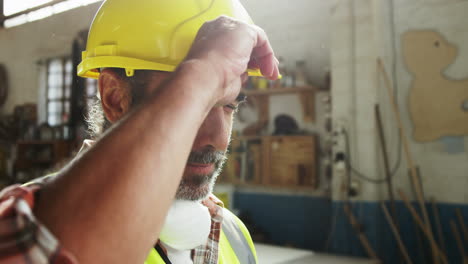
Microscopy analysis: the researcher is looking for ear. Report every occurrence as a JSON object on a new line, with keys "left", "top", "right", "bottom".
{"left": 98, "top": 69, "right": 132, "bottom": 123}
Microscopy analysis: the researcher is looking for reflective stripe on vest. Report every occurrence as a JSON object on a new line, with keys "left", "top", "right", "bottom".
{"left": 222, "top": 209, "right": 257, "bottom": 264}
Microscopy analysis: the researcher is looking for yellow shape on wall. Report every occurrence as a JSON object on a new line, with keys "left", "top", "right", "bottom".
{"left": 402, "top": 30, "right": 468, "bottom": 142}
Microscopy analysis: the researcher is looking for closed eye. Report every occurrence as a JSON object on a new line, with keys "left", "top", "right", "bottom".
{"left": 224, "top": 93, "right": 247, "bottom": 113}
{"left": 225, "top": 104, "right": 239, "bottom": 111}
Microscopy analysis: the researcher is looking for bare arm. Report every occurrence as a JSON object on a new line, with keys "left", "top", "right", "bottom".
{"left": 35, "top": 17, "right": 278, "bottom": 263}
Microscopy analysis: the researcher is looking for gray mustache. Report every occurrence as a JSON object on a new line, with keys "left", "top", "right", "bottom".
{"left": 187, "top": 149, "right": 226, "bottom": 165}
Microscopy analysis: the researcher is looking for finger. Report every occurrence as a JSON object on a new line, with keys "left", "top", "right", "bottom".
{"left": 271, "top": 60, "right": 279, "bottom": 80}
{"left": 250, "top": 26, "right": 279, "bottom": 79}
{"left": 241, "top": 72, "right": 249, "bottom": 85}
{"left": 257, "top": 53, "right": 279, "bottom": 80}
{"left": 248, "top": 58, "right": 259, "bottom": 70}
{"left": 249, "top": 54, "right": 279, "bottom": 80}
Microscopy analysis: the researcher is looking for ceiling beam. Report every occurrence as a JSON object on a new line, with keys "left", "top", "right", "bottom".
{"left": 0, "top": 0, "right": 4, "bottom": 28}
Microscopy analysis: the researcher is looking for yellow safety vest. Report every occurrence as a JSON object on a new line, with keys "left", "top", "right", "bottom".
{"left": 144, "top": 209, "right": 257, "bottom": 264}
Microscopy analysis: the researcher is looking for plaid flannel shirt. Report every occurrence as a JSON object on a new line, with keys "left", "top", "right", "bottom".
{"left": 0, "top": 141, "right": 225, "bottom": 263}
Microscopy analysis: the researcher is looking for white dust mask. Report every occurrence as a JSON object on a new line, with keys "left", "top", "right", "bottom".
{"left": 159, "top": 200, "right": 211, "bottom": 250}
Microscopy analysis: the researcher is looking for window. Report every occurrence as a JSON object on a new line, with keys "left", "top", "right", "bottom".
{"left": 2, "top": 0, "right": 102, "bottom": 28}
{"left": 46, "top": 57, "right": 72, "bottom": 126}
{"left": 85, "top": 78, "right": 98, "bottom": 108}
{"left": 43, "top": 56, "right": 98, "bottom": 141}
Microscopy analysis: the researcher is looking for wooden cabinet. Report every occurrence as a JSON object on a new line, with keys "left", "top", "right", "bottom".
{"left": 13, "top": 140, "right": 73, "bottom": 182}
{"left": 220, "top": 135, "right": 318, "bottom": 190}
{"left": 219, "top": 85, "right": 319, "bottom": 190}
{"left": 263, "top": 136, "right": 316, "bottom": 187}
{"left": 241, "top": 86, "right": 316, "bottom": 124}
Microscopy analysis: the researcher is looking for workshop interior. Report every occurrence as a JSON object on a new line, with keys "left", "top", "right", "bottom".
{"left": 1, "top": 0, "right": 468, "bottom": 263}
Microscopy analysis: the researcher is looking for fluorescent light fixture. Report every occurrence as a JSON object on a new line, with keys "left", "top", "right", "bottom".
{"left": 3, "top": 0, "right": 102, "bottom": 28}
{"left": 4, "top": 0, "right": 53, "bottom": 16}
{"left": 27, "top": 6, "right": 53, "bottom": 22}
{"left": 4, "top": 14, "right": 28, "bottom": 28}
{"left": 53, "top": 0, "right": 81, "bottom": 14}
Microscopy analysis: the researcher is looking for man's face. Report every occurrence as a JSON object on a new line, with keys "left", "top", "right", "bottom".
{"left": 139, "top": 71, "right": 238, "bottom": 201}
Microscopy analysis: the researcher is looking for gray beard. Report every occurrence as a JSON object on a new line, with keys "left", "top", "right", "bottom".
{"left": 175, "top": 165, "right": 222, "bottom": 201}
{"left": 175, "top": 150, "right": 226, "bottom": 201}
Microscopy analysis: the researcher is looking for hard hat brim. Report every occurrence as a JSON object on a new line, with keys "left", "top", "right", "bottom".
{"left": 78, "top": 56, "right": 268, "bottom": 79}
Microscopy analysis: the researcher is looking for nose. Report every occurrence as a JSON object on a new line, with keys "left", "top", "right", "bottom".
{"left": 192, "top": 107, "right": 232, "bottom": 152}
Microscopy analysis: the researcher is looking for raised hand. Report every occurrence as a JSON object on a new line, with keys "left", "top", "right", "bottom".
{"left": 185, "top": 16, "right": 279, "bottom": 105}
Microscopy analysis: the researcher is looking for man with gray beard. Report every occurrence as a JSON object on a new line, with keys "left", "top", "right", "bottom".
{"left": 86, "top": 68, "right": 231, "bottom": 202}
{"left": 0, "top": 0, "right": 279, "bottom": 263}
{"left": 177, "top": 148, "right": 227, "bottom": 201}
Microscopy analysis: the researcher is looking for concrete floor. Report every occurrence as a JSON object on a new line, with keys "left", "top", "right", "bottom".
{"left": 256, "top": 243, "right": 380, "bottom": 264}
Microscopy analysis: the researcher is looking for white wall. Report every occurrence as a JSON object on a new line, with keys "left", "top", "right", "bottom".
{"left": 381, "top": 0, "right": 468, "bottom": 204}
{"left": 242, "top": 0, "right": 330, "bottom": 137}
{"left": 330, "top": 0, "right": 468, "bottom": 204}
{"left": 330, "top": 0, "right": 381, "bottom": 201}
{"left": 242, "top": 0, "right": 330, "bottom": 88}
{"left": 244, "top": 0, "right": 330, "bottom": 136}
{"left": 0, "top": 2, "right": 102, "bottom": 115}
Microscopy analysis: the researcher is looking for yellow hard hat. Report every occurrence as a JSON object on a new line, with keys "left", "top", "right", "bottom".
{"left": 77, "top": 0, "right": 264, "bottom": 79}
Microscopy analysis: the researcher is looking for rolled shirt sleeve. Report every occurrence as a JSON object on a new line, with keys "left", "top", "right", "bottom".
{"left": 0, "top": 183, "right": 77, "bottom": 263}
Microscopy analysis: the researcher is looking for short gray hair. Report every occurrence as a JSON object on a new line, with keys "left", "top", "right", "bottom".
{"left": 85, "top": 69, "right": 150, "bottom": 139}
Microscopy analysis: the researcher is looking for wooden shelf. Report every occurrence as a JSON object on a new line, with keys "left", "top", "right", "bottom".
{"left": 221, "top": 135, "right": 318, "bottom": 190}
{"left": 29, "top": 159, "right": 53, "bottom": 164}
{"left": 233, "top": 135, "right": 263, "bottom": 141}
{"left": 16, "top": 140, "right": 57, "bottom": 145}
{"left": 233, "top": 135, "right": 314, "bottom": 141}
{"left": 13, "top": 140, "right": 73, "bottom": 183}
{"left": 233, "top": 182, "right": 319, "bottom": 192}
{"left": 241, "top": 86, "right": 316, "bottom": 96}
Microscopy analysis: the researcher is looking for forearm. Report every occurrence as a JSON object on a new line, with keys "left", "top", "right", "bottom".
{"left": 35, "top": 60, "right": 219, "bottom": 263}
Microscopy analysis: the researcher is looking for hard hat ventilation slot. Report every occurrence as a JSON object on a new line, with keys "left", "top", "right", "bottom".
{"left": 126, "top": 69, "right": 135, "bottom": 77}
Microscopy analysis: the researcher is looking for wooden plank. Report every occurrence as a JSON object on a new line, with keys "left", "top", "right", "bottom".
{"left": 248, "top": 143, "right": 262, "bottom": 184}
{"left": 266, "top": 136, "right": 317, "bottom": 188}
{"left": 241, "top": 86, "right": 315, "bottom": 96}
{"left": 261, "top": 136, "right": 271, "bottom": 185}
{"left": 398, "top": 190, "right": 448, "bottom": 264}
{"left": 450, "top": 220, "right": 466, "bottom": 260}
{"left": 378, "top": 58, "right": 438, "bottom": 264}
{"left": 343, "top": 204, "right": 380, "bottom": 260}
{"left": 299, "top": 91, "right": 315, "bottom": 122}
{"left": 431, "top": 198, "right": 447, "bottom": 257}
{"left": 381, "top": 203, "right": 413, "bottom": 264}
{"left": 0, "top": 0, "right": 4, "bottom": 28}
{"left": 455, "top": 208, "right": 468, "bottom": 244}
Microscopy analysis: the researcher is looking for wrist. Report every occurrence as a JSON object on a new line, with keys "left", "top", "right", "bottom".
{"left": 175, "top": 58, "right": 223, "bottom": 109}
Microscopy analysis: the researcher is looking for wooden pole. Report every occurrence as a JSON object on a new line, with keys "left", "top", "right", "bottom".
{"left": 375, "top": 104, "right": 405, "bottom": 264}
{"left": 381, "top": 202, "right": 413, "bottom": 264}
{"left": 450, "top": 220, "right": 466, "bottom": 261}
{"left": 0, "top": 0, "right": 4, "bottom": 28}
{"left": 414, "top": 166, "right": 425, "bottom": 198}
{"left": 377, "top": 58, "right": 438, "bottom": 264}
{"left": 375, "top": 105, "right": 398, "bottom": 222}
{"left": 343, "top": 204, "right": 380, "bottom": 260}
{"left": 398, "top": 190, "right": 448, "bottom": 264}
{"left": 431, "top": 198, "right": 447, "bottom": 256}
{"left": 455, "top": 208, "right": 468, "bottom": 244}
